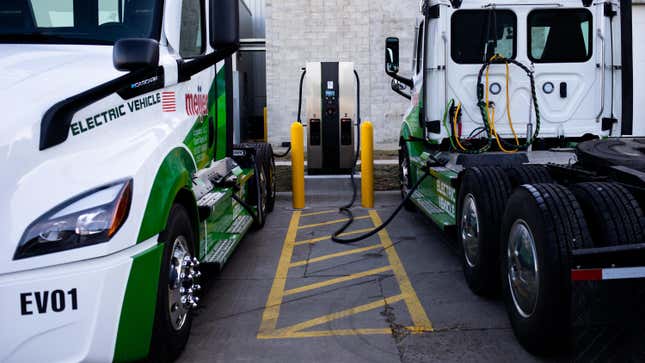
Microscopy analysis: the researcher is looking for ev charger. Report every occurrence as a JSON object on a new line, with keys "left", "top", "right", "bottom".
{"left": 305, "top": 62, "right": 357, "bottom": 175}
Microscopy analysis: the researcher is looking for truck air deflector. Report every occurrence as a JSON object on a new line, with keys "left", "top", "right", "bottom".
{"left": 39, "top": 66, "right": 162, "bottom": 151}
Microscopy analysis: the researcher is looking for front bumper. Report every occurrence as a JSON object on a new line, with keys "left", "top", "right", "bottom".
{"left": 0, "top": 241, "right": 156, "bottom": 363}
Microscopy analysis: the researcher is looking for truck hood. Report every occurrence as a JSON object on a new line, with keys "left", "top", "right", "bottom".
{"left": 0, "top": 44, "right": 122, "bottom": 149}
{"left": 0, "top": 44, "right": 126, "bottom": 270}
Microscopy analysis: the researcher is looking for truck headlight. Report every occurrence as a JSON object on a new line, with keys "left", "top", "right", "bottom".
{"left": 14, "top": 179, "right": 133, "bottom": 260}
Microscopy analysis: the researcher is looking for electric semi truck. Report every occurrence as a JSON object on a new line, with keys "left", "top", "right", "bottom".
{"left": 386, "top": 0, "right": 645, "bottom": 354}
{"left": 0, "top": 1, "right": 275, "bottom": 362}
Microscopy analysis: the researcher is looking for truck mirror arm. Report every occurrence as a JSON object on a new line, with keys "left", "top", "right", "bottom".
{"left": 177, "top": 44, "right": 240, "bottom": 82}
{"left": 386, "top": 69, "right": 414, "bottom": 90}
{"left": 391, "top": 79, "right": 412, "bottom": 100}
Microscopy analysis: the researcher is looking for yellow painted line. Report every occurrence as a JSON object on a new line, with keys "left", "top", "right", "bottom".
{"left": 369, "top": 210, "right": 433, "bottom": 331}
{"left": 258, "top": 328, "right": 392, "bottom": 339}
{"left": 289, "top": 244, "right": 382, "bottom": 267}
{"left": 258, "top": 325, "right": 430, "bottom": 339}
{"left": 258, "top": 211, "right": 301, "bottom": 336}
{"left": 300, "top": 210, "right": 337, "bottom": 217}
{"left": 298, "top": 215, "right": 370, "bottom": 230}
{"left": 259, "top": 294, "right": 405, "bottom": 339}
{"left": 258, "top": 210, "right": 433, "bottom": 340}
{"left": 294, "top": 228, "right": 374, "bottom": 246}
{"left": 283, "top": 266, "right": 392, "bottom": 296}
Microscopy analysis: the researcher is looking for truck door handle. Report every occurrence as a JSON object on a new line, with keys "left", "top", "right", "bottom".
{"left": 560, "top": 82, "right": 567, "bottom": 98}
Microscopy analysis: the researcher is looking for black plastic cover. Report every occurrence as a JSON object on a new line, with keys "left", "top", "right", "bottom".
{"left": 210, "top": 0, "right": 240, "bottom": 48}
{"left": 113, "top": 38, "right": 159, "bottom": 72}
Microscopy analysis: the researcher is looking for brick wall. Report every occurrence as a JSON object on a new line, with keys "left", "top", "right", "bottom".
{"left": 265, "top": 0, "right": 420, "bottom": 148}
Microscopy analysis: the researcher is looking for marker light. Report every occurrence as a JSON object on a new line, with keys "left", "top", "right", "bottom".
{"left": 14, "top": 179, "right": 132, "bottom": 260}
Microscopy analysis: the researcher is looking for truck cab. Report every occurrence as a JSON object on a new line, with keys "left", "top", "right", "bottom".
{"left": 0, "top": 1, "right": 273, "bottom": 361}
{"left": 387, "top": 0, "right": 624, "bottom": 147}
{"left": 385, "top": 0, "right": 645, "bottom": 355}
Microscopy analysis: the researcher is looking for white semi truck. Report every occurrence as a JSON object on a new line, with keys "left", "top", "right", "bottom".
{"left": 0, "top": 1, "right": 275, "bottom": 362}
{"left": 385, "top": 0, "right": 645, "bottom": 355}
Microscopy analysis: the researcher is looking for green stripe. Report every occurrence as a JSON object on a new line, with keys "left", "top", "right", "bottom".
{"left": 137, "top": 147, "right": 196, "bottom": 243}
{"left": 215, "top": 67, "right": 227, "bottom": 161}
{"left": 113, "top": 243, "right": 164, "bottom": 362}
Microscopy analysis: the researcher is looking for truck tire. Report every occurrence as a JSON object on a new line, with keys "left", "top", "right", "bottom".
{"left": 505, "top": 165, "right": 553, "bottom": 188}
{"left": 457, "top": 167, "right": 511, "bottom": 295}
{"left": 150, "top": 204, "right": 199, "bottom": 362}
{"left": 399, "top": 142, "right": 416, "bottom": 211}
{"left": 500, "top": 184, "right": 592, "bottom": 355}
{"left": 239, "top": 143, "right": 276, "bottom": 213}
{"left": 247, "top": 158, "right": 267, "bottom": 229}
{"left": 570, "top": 182, "right": 645, "bottom": 247}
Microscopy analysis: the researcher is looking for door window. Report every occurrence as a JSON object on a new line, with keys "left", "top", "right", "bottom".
{"left": 528, "top": 9, "right": 592, "bottom": 63}
{"left": 451, "top": 10, "right": 516, "bottom": 64}
{"left": 179, "top": 0, "right": 205, "bottom": 58}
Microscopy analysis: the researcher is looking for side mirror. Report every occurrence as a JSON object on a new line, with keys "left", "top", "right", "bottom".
{"left": 385, "top": 37, "right": 400, "bottom": 74}
{"left": 113, "top": 38, "right": 159, "bottom": 72}
{"left": 210, "top": 0, "right": 240, "bottom": 49}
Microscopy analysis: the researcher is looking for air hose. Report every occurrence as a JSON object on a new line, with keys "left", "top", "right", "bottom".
{"left": 331, "top": 70, "right": 362, "bottom": 243}
{"left": 330, "top": 69, "right": 437, "bottom": 244}
{"left": 445, "top": 55, "right": 541, "bottom": 155}
{"left": 476, "top": 55, "right": 541, "bottom": 152}
{"left": 331, "top": 169, "right": 431, "bottom": 244}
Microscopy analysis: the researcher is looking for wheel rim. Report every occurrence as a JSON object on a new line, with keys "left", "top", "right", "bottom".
{"left": 167, "top": 236, "right": 200, "bottom": 331}
{"left": 507, "top": 220, "right": 539, "bottom": 318}
{"left": 400, "top": 151, "right": 411, "bottom": 197}
{"left": 460, "top": 194, "right": 480, "bottom": 268}
{"left": 259, "top": 167, "right": 267, "bottom": 215}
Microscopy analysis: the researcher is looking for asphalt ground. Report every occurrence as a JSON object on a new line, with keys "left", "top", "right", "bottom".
{"left": 179, "top": 179, "right": 645, "bottom": 362}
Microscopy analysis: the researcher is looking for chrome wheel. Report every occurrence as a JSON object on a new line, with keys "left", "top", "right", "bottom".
{"left": 167, "top": 236, "right": 201, "bottom": 331}
{"left": 507, "top": 220, "right": 539, "bottom": 318}
{"left": 400, "top": 150, "right": 411, "bottom": 197}
{"left": 460, "top": 194, "right": 480, "bottom": 268}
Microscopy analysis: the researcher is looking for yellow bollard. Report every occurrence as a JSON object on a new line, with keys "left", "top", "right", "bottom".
{"left": 361, "top": 122, "right": 374, "bottom": 209}
{"left": 263, "top": 107, "right": 268, "bottom": 142}
{"left": 291, "top": 122, "right": 305, "bottom": 209}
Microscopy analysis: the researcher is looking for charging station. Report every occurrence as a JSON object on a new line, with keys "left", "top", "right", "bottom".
{"left": 305, "top": 62, "right": 357, "bottom": 175}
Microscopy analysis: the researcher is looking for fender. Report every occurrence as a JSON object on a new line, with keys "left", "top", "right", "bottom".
{"left": 137, "top": 147, "right": 197, "bottom": 243}
{"left": 401, "top": 122, "right": 425, "bottom": 158}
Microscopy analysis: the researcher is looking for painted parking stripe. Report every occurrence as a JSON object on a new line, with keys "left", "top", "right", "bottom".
{"left": 300, "top": 210, "right": 338, "bottom": 217}
{"left": 369, "top": 210, "right": 433, "bottom": 331}
{"left": 257, "top": 209, "right": 433, "bottom": 339}
{"left": 283, "top": 266, "right": 393, "bottom": 296}
{"left": 298, "top": 215, "right": 370, "bottom": 229}
{"left": 294, "top": 228, "right": 375, "bottom": 246}
{"left": 290, "top": 244, "right": 382, "bottom": 267}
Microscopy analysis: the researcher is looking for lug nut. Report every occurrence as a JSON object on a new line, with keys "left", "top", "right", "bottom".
{"left": 194, "top": 284, "right": 202, "bottom": 291}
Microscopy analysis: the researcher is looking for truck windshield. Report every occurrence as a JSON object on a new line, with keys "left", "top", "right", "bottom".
{"left": 0, "top": 0, "right": 162, "bottom": 45}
